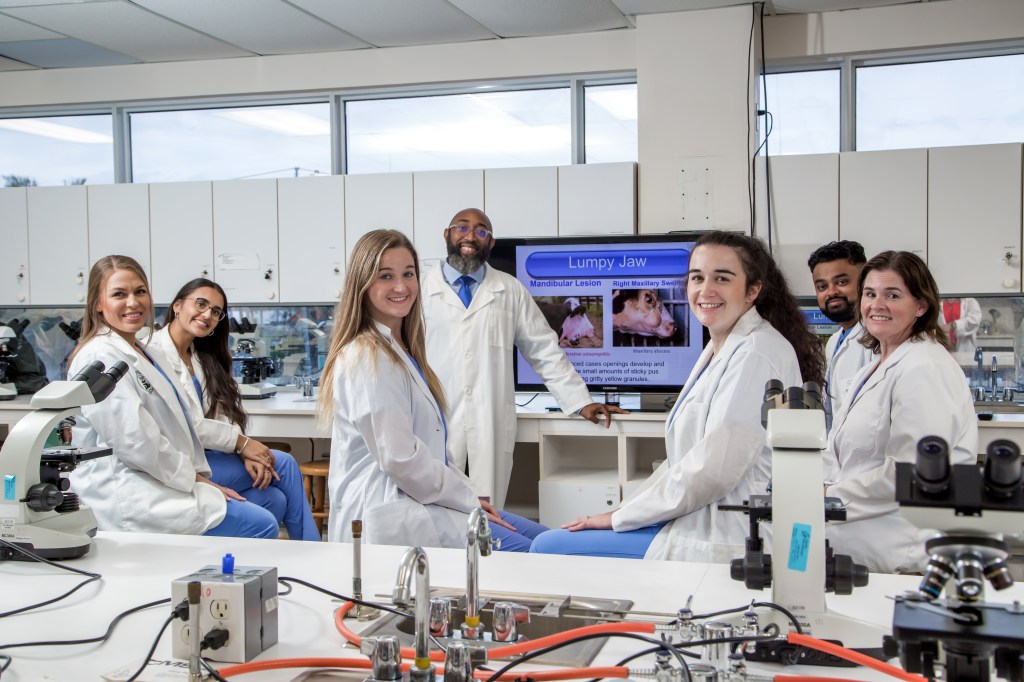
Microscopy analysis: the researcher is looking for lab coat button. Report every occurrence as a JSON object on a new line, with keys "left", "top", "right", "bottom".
{"left": 464, "top": 352, "right": 472, "bottom": 359}
{"left": 464, "top": 388, "right": 472, "bottom": 395}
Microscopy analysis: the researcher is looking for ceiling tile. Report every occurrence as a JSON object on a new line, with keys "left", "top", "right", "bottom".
{"left": 0, "top": 12, "right": 65, "bottom": 40}
{"left": 132, "top": 0, "right": 371, "bottom": 55}
{"left": 611, "top": 0, "right": 746, "bottom": 14}
{"left": 3, "top": 1, "right": 255, "bottom": 62}
{"left": 287, "top": 0, "right": 497, "bottom": 47}
{"left": 449, "top": 0, "right": 630, "bottom": 38}
{"left": 0, "top": 37, "right": 138, "bottom": 67}
{"left": 0, "top": 53, "right": 38, "bottom": 70}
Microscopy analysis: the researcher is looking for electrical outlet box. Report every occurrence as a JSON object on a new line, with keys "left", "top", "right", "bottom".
{"left": 171, "top": 565, "right": 278, "bottom": 663}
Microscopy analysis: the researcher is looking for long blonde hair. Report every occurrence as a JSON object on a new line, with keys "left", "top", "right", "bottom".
{"left": 316, "top": 230, "right": 446, "bottom": 428}
{"left": 70, "top": 255, "right": 154, "bottom": 362}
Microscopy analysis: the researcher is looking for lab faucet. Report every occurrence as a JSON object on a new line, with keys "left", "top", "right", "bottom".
{"left": 975, "top": 347, "right": 985, "bottom": 388}
{"left": 392, "top": 546, "right": 434, "bottom": 682}
{"left": 462, "top": 508, "right": 493, "bottom": 640}
{"left": 991, "top": 355, "right": 999, "bottom": 395}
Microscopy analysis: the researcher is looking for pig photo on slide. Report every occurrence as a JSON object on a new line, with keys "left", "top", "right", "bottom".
{"left": 611, "top": 287, "right": 688, "bottom": 347}
{"left": 534, "top": 295, "right": 603, "bottom": 349}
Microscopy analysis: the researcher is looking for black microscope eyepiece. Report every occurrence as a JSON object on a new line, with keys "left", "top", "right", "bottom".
{"left": 983, "top": 439, "right": 1022, "bottom": 499}
{"left": 914, "top": 435, "right": 951, "bottom": 495}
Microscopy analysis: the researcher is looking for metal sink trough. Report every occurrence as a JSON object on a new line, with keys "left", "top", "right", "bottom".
{"left": 359, "top": 588, "right": 634, "bottom": 667}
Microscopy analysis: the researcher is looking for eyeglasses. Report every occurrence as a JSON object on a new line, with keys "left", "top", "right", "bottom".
{"left": 185, "top": 297, "right": 226, "bottom": 320}
{"left": 449, "top": 224, "right": 492, "bottom": 240}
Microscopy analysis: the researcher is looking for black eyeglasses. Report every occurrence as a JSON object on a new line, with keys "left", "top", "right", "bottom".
{"left": 185, "top": 297, "right": 226, "bottom": 320}
{"left": 449, "top": 224, "right": 492, "bottom": 240}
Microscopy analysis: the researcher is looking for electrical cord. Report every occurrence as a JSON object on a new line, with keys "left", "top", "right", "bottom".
{"left": 0, "top": 538, "right": 103, "bottom": 618}
{"left": 124, "top": 612, "right": 177, "bottom": 682}
{"left": 0, "top": 654, "right": 11, "bottom": 675}
{"left": 686, "top": 599, "right": 803, "bottom": 635}
{"left": 0, "top": 598, "right": 170, "bottom": 651}
{"left": 278, "top": 576, "right": 410, "bottom": 618}
{"left": 200, "top": 657, "right": 230, "bottom": 681}
{"left": 747, "top": 1, "right": 758, "bottom": 227}
{"left": 516, "top": 393, "right": 541, "bottom": 407}
{"left": 759, "top": 0, "right": 772, "bottom": 248}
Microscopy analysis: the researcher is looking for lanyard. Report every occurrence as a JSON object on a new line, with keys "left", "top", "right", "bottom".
{"left": 407, "top": 353, "right": 448, "bottom": 462}
{"left": 137, "top": 344, "right": 193, "bottom": 422}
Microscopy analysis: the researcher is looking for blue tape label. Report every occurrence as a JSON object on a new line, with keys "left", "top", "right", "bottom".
{"left": 788, "top": 522, "right": 812, "bottom": 572}
{"left": 3, "top": 475, "right": 15, "bottom": 501}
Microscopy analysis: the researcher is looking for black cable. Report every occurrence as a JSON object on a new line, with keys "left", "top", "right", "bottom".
{"left": 759, "top": 0, "right": 772, "bottom": 250}
{"left": 0, "top": 538, "right": 102, "bottom": 618}
{"left": 754, "top": 111, "right": 774, "bottom": 156}
{"left": 200, "top": 657, "right": 230, "bottom": 682}
{"left": 747, "top": 1, "right": 758, "bottom": 229}
{"left": 124, "top": 612, "right": 175, "bottom": 682}
{"left": 482, "top": 631, "right": 696, "bottom": 682}
{"left": 0, "top": 598, "right": 169, "bottom": 650}
{"left": 277, "top": 576, "right": 410, "bottom": 618}
{"left": 688, "top": 600, "right": 803, "bottom": 635}
{"left": 0, "top": 654, "right": 11, "bottom": 674}
{"left": 515, "top": 393, "right": 541, "bottom": 407}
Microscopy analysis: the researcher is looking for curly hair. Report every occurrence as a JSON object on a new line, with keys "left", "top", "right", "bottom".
{"left": 694, "top": 231, "right": 825, "bottom": 386}
{"left": 807, "top": 240, "right": 867, "bottom": 271}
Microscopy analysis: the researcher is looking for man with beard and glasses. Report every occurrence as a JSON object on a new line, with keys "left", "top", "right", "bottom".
{"left": 422, "top": 208, "right": 626, "bottom": 509}
{"left": 808, "top": 240, "right": 874, "bottom": 432}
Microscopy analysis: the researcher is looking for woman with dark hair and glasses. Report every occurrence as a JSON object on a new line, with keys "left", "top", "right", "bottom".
{"left": 150, "top": 278, "right": 320, "bottom": 541}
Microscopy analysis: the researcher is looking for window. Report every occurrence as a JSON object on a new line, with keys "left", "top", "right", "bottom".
{"left": 0, "top": 114, "right": 114, "bottom": 187}
{"left": 758, "top": 70, "right": 840, "bottom": 156}
{"left": 345, "top": 88, "right": 572, "bottom": 174}
{"left": 857, "top": 53, "right": 1024, "bottom": 151}
{"left": 584, "top": 83, "right": 637, "bottom": 163}
{"left": 130, "top": 103, "right": 330, "bottom": 183}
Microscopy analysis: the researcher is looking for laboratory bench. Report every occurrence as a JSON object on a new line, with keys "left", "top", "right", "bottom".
{"left": 0, "top": 530, "right": 994, "bottom": 682}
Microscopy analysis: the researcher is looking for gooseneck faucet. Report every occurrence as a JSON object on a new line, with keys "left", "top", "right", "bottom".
{"left": 392, "top": 546, "right": 435, "bottom": 681}
{"left": 991, "top": 355, "right": 999, "bottom": 395}
{"left": 462, "top": 508, "right": 493, "bottom": 639}
{"left": 975, "top": 347, "right": 985, "bottom": 388}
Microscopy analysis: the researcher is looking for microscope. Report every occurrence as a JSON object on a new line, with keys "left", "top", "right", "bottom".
{"left": 0, "top": 360, "right": 128, "bottom": 560}
{"left": 886, "top": 436, "right": 1024, "bottom": 682}
{"left": 728, "top": 380, "right": 881, "bottom": 662}
{"left": 0, "top": 325, "right": 17, "bottom": 400}
{"left": 231, "top": 334, "right": 277, "bottom": 400}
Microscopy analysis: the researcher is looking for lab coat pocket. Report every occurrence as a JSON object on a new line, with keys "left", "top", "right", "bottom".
{"left": 364, "top": 497, "right": 442, "bottom": 548}
{"left": 669, "top": 400, "right": 710, "bottom": 455}
{"left": 487, "top": 310, "right": 514, "bottom": 350}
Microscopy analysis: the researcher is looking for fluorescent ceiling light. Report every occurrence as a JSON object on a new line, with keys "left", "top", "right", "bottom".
{"left": 219, "top": 109, "right": 330, "bottom": 136}
{"left": 0, "top": 118, "right": 112, "bottom": 143}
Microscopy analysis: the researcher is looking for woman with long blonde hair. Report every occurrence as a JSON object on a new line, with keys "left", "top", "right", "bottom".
{"left": 318, "top": 230, "right": 545, "bottom": 549}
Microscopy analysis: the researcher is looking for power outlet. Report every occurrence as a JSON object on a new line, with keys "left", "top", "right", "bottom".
{"left": 170, "top": 565, "right": 278, "bottom": 663}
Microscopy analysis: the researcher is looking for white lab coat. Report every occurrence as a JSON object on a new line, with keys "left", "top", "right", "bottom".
{"left": 941, "top": 297, "right": 982, "bottom": 356}
{"left": 826, "top": 335, "right": 977, "bottom": 573}
{"left": 326, "top": 322, "right": 480, "bottom": 547}
{"left": 823, "top": 322, "right": 874, "bottom": 435}
{"left": 68, "top": 329, "right": 226, "bottom": 534}
{"left": 422, "top": 264, "right": 592, "bottom": 507}
{"left": 612, "top": 307, "right": 802, "bottom": 563}
{"left": 149, "top": 327, "right": 242, "bottom": 453}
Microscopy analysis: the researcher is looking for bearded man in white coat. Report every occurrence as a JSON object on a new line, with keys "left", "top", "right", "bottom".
{"left": 422, "top": 209, "right": 626, "bottom": 508}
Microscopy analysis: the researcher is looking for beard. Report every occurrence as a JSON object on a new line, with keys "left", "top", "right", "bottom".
{"left": 821, "top": 296, "right": 856, "bottom": 324}
{"left": 446, "top": 237, "right": 491, "bottom": 274}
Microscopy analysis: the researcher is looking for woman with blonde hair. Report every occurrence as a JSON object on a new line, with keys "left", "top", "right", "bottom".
{"left": 318, "top": 230, "right": 545, "bottom": 549}
{"left": 68, "top": 255, "right": 279, "bottom": 538}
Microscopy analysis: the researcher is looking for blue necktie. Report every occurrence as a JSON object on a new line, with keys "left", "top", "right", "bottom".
{"left": 456, "top": 275, "right": 474, "bottom": 308}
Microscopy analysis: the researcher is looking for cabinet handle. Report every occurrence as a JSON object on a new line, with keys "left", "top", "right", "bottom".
{"left": 264, "top": 268, "right": 273, "bottom": 280}
{"left": 202, "top": 269, "right": 209, "bottom": 277}
{"left": 17, "top": 272, "right": 24, "bottom": 280}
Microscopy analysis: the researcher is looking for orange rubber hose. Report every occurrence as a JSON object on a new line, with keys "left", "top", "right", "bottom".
{"left": 786, "top": 633, "right": 927, "bottom": 682}
{"left": 334, "top": 600, "right": 656, "bottom": 662}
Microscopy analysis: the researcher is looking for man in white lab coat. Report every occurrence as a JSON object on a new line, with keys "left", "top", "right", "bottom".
{"left": 807, "top": 241, "right": 874, "bottom": 432}
{"left": 422, "top": 208, "right": 626, "bottom": 508}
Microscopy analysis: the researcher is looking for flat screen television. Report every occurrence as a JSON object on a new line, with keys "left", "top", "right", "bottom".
{"left": 489, "top": 234, "right": 707, "bottom": 410}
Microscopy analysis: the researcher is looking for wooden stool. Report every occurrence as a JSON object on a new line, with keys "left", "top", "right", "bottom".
{"left": 299, "top": 459, "right": 330, "bottom": 537}
{"left": 263, "top": 441, "right": 292, "bottom": 453}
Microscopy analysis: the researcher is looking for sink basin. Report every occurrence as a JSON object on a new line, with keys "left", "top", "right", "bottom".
{"left": 974, "top": 401, "right": 1024, "bottom": 414}
{"left": 358, "top": 588, "right": 634, "bottom": 667}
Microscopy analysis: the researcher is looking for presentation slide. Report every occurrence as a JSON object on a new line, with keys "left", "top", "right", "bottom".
{"left": 513, "top": 241, "right": 704, "bottom": 389}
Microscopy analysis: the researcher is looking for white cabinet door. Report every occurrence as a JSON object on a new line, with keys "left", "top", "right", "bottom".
{"left": 27, "top": 186, "right": 89, "bottom": 305}
{"left": 840, "top": 149, "right": 928, "bottom": 261}
{"left": 755, "top": 154, "right": 839, "bottom": 298}
{"left": 413, "top": 169, "right": 483, "bottom": 266}
{"left": 929, "top": 144, "right": 1023, "bottom": 294}
{"left": 87, "top": 184, "right": 150, "bottom": 276}
{"left": 558, "top": 162, "right": 636, "bottom": 236}
{"left": 485, "top": 166, "right": 558, "bottom": 238}
{"left": 212, "top": 179, "right": 279, "bottom": 304}
{"left": 278, "top": 175, "right": 346, "bottom": 303}
{"left": 344, "top": 173, "right": 413, "bottom": 260}
{"left": 150, "top": 182, "right": 214, "bottom": 305}
{"left": 0, "top": 188, "right": 30, "bottom": 305}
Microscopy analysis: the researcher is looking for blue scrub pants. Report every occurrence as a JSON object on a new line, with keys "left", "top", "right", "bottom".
{"left": 492, "top": 511, "right": 549, "bottom": 552}
{"left": 205, "top": 449, "right": 321, "bottom": 541}
{"left": 529, "top": 523, "right": 665, "bottom": 559}
{"left": 204, "top": 497, "right": 280, "bottom": 539}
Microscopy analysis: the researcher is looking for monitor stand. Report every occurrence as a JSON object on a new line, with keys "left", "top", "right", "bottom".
{"left": 634, "top": 393, "right": 676, "bottom": 413}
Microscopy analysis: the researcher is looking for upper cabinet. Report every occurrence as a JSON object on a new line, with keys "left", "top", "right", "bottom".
{"left": 150, "top": 182, "right": 214, "bottom": 304}
{"left": 558, "top": 162, "right": 636, "bottom": 236}
{"left": 928, "top": 144, "right": 1022, "bottom": 294}
{"left": 212, "top": 179, "right": 279, "bottom": 304}
{"left": 27, "top": 186, "right": 89, "bottom": 305}
{"left": 0, "top": 189, "right": 30, "bottom": 306}
{"left": 345, "top": 173, "right": 414, "bottom": 262}
{"left": 413, "top": 170, "right": 484, "bottom": 265}
{"left": 755, "top": 155, "right": 839, "bottom": 298}
{"left": 278, "top": 175, "right": 347, "bottom": 302}
{"left": 87, "top": 184, "right": 151, "bottom": 277}
{"left": 485, "top": 167, "right": 558, "bottom": 238}
{"left": 840, "top": 149, "right": 928, "bottom": 260}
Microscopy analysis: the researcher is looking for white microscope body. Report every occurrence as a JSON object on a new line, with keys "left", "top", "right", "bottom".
{"left": 0, "top": 360, "right": 127, "bottom": 559}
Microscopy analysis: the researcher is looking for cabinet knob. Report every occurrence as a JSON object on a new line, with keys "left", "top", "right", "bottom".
{"left": 16, "top": 272, "right": 24, "bottom": 280}
{"left": 76, "top": 293, "right": 85, "bottom": 302}
{"left": 17, "top": 293, "right": 26, "bottom": 303}
{"left": 334, "top": 289, "right": 342, "bottom": 299}
{"left": 267, "top": 291, "right": 276, "bottom": 300}
{"left": 202, "top": 269, "right": 209, "bottom": 277}
{"left": 75, "top": 271, "right": 84, "bottom": 284}
{"left": 333, "top": 266, "right": 341, "bottom": 274}
{"left": 264, "top": 268, "right": 273, "bottom": 280}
